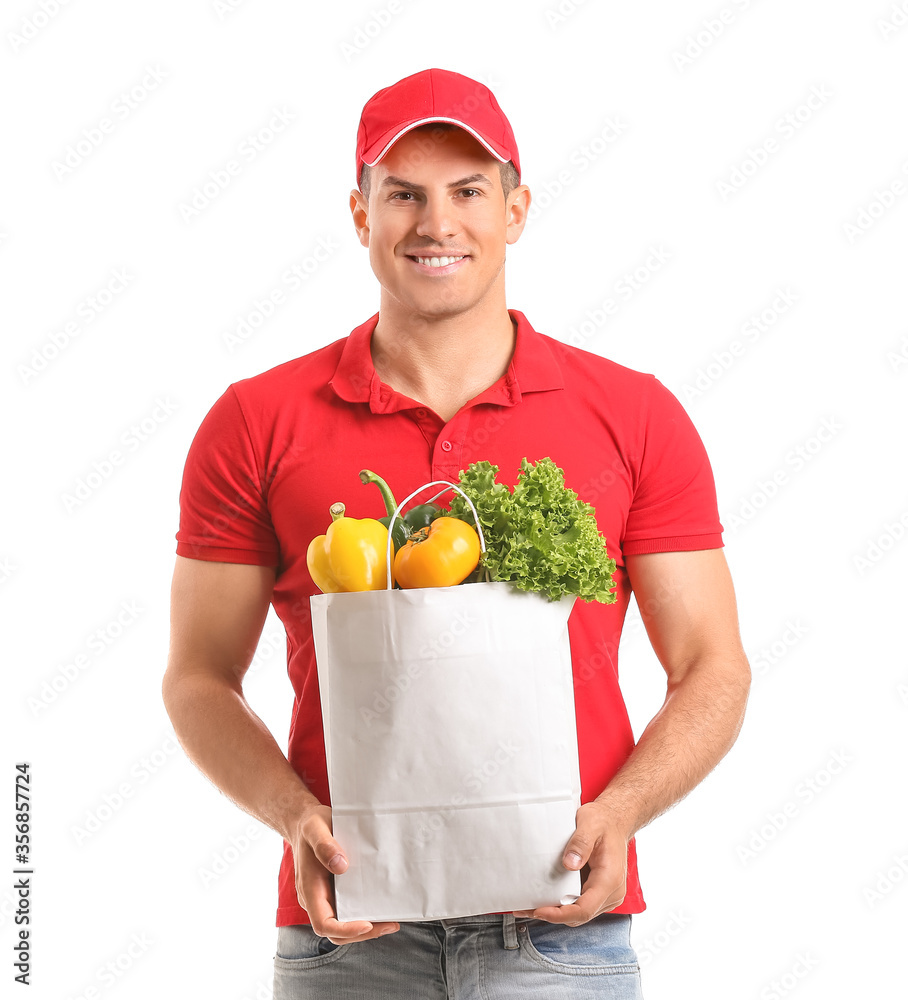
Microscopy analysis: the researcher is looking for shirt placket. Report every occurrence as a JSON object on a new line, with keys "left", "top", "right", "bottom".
{"left": 429, "top": 412, "right": 468, "bottom": 484}
{"left": 404, "top": 405, "right": 469, "bottom": 485}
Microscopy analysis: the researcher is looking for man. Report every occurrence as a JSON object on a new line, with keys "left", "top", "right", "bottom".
{"left": 163, "top": 68, "right": 751, "bottom": 997}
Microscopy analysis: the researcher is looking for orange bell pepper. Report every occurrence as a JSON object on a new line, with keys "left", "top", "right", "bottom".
{"left": 392, "top": 516, "right": 480, "bottom": 590}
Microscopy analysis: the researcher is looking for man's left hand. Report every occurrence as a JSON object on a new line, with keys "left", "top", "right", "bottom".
{"left": 513, "top": 801, "right": 628, "bottom": 925}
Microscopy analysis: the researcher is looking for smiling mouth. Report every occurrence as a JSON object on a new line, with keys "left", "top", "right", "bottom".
{"left": 408, "top": 255, "right": 467, "bottom": 268}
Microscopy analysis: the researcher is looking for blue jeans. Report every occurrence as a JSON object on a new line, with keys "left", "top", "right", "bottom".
{"left": 273, "top": 912, "right": 644, "bottom": 998}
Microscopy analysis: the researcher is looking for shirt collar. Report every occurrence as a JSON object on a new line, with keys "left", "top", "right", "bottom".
{"left": 329, "top": 309, "right": 564, "bottom": 415}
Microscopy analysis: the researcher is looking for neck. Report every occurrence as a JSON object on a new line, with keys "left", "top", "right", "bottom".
{"left": 370, "top": 292, "right": 516, "bottom": 422}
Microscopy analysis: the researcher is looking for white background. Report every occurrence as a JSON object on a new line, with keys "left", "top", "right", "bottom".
{"left": 4, "top": 1, "right": 907, "bottom": 997}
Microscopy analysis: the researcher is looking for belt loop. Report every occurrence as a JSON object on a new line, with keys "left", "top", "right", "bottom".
{"left": 502, "top": 913, "right": 519, "bottom": 950}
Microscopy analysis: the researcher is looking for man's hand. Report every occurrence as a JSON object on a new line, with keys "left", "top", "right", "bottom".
{"left": 514, "top": 550, "right": 750, "bottom": 927}
{"left": 513, "top": 801, "right": 628, "bottom": 925}
{"left": 292, "top": 803, "right": 400, "bottom": 945}
{"left": 163, "top": 558, "right": 400, "bottom": 946}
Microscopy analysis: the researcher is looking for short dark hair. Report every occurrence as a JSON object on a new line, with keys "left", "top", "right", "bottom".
{"left": 358, "top": 123, "right": 520, "bottom": 201}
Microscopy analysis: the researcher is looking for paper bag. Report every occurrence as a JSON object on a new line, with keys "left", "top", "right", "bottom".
{"left": 309, "top": 483, "right": 582, "bottom": 922}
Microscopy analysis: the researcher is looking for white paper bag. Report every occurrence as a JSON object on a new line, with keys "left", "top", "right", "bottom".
{"left": 309, "top": 483, "right": 582, "bottom": 922}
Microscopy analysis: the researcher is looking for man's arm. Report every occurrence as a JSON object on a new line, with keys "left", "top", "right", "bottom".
{"left": 161, "top": 555, "right": 399, "bottom": 943}
{"left": 516, "top": 547, "right": 751, "bottom": 925}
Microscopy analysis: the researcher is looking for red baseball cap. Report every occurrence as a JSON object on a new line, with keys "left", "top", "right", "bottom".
{"left": 355, "top": 68, "right": 521, "bottom": 188}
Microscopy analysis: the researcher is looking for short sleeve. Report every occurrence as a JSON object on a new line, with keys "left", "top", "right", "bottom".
{"left": 622, "top": 377, "right": 724, "bottom": 555}
{"left": 175, "top": 386, "right": 281, "bottom": 566}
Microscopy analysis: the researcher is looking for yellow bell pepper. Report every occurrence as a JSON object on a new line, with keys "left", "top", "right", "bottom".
{"left": 306, "top": 502, "right": 391, "bottom": 593}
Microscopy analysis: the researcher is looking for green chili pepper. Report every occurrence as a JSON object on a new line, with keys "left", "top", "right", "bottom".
{"left": 359, "top": 470, "right": 443, "bottom": 552}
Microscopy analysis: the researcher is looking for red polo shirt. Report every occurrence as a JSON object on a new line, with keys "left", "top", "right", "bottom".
{"left": 175, "top": 309, "right": 724, "bottom": 926}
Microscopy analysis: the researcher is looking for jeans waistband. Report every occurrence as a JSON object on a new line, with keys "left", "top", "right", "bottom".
{"left": 426, "top": 912, "right": 520, "bottom": 950}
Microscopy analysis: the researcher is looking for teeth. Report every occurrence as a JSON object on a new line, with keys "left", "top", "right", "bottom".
{"left": 414, "top": 256, "right": 465, "bottom": 268}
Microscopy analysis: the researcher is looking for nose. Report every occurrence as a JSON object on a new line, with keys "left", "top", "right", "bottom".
{"left": 414, "top": 195, "right": 457, "bottom": 241}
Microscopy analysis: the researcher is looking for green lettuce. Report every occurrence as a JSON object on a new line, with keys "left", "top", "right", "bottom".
{"left": 446, "top": 458, "right": 617, "bottom": 604}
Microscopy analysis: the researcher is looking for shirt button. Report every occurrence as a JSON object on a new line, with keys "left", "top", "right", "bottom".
{"left": 416, "top": 408, "right": 427, "bottom": 418}
{"left": 440, "top": 440, "right": 453, "bottom": 452}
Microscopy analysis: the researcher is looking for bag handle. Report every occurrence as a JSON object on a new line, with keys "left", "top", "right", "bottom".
{"left": 384, "top": 481, "right": 487, "bottom": 590}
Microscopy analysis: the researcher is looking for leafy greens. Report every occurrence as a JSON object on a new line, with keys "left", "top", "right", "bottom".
{"left": 446, "top": 458, "right": 617, "bottom": 604}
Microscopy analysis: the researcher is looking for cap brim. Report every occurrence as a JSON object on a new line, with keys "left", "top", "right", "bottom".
{"left": 362, "top": 117, "right": 510, "bottom": 168}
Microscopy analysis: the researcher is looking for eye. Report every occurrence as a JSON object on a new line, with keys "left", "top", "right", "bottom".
{"left": 390, "top": 191, "right": 415, "bottom": 201}
{"left": 459, "top": 188, "right": 481, "bottom": 198}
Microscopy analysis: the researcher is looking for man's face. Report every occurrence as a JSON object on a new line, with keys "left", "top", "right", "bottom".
{"left": 351, "top": 127, "right": 528, "bottom": 321}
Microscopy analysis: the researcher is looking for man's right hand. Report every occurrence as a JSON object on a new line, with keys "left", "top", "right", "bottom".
{"left": 163, "top": 558, "right": 400, "bottom": 947}
{"left": 293, "top": 803, "right": 400, "bottom": 945}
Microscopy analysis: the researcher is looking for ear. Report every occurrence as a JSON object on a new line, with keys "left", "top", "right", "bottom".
{"left": 350, "top": 188, "right": 370, "bottom": 248}
{"left": 505, "top": 184, "right": 532, "bottom": 246}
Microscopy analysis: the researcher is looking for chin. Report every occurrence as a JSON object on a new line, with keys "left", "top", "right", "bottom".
{"left": 408, "top": 301, "right": 469, "bottom": 323}
{"left": 397, "top": 286, "right": 474, "bottom": 319}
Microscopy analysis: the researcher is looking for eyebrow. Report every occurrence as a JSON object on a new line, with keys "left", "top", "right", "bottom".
{"left": 380, "top": 173, "right": 493, "bottom": 191}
